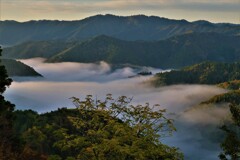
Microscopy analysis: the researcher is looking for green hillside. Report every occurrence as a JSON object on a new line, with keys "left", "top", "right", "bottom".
{"left": 217, "top": 80, "right": 240, "bottom": 90}
{"left": 4, "top": 33, "right": 240, "bottom": 68}
{"left": 4, "top": 41, "right": 76, "bottom": 59}
{"left": 152, "top": 62, "right": 240, "bottom": 86}
{"left": 0, "top": 59, "right": 42, "bottom": 77}
{"left": 201, "top": 90, "right": 240, "bottom": 105}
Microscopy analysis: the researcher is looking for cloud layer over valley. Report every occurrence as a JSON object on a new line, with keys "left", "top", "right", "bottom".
{"left": 4, "top": 58, "right": 230, "bottom": 160}
{"left": 17, "top": 58, "right": 163, "bottom": 82}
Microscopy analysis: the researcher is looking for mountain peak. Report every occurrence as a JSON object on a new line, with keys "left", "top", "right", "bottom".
{"left": 1, "top": 14, "right": 239, "bottom": 45}
{"left": 83, "top": 14, "right": 189, "bottom": 23}
{"left": 193, "top": 20, "right": 214, "bottom": 26}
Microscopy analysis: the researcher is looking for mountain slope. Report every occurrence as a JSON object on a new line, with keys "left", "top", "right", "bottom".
{"left": 151, "top": 62, "right": 240, "bottom": 86}
{"left": 0, "top": 14, "right": 239, "bottom": 45}
{"left": 201, "top": 90, "right": 240, "bottom": 105}
{"left": 3, "top": 41, "right": 76, "bottom": 59}
{"left": 48, "top": 35, "right": 160, "bottom": 65}
{"left": 4, "top": 33, "right": 240, "bottom": 68}
{"left": 0, "top": 59, "right": 42, "bottom": 77}
{"left": 217, "top": 80, "right": 240, "bottom": 90}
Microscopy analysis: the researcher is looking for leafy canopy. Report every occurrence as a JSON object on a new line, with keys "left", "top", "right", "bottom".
{"left": 14, "top": 95, "right": 183, "bottom": 160}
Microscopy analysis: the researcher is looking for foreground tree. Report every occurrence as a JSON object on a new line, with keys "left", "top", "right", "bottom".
{"left": 0, "top": 46, "right": 182, "bottom": 159}
{"left": 68, "top": 95, "right": 183, "bottom": 160}
{"left": 0, "top": 47, "right": 18, "bottom": 159}
{"left": 14, "top": 95, "right": 183, "bottom": 160}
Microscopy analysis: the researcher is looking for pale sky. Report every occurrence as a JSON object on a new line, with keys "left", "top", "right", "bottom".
{"left": 1, "top": 0, "right": 240, "bottom": 23}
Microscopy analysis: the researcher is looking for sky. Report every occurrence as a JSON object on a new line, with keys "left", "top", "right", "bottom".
{"left": 0, "top": 0, "right": 240, "bottom": 23}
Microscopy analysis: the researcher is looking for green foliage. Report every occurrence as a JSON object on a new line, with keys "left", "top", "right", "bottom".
{"left": 4, "top": 33, "right": 240, "bottom": 68}
{"left": 218, "top": 80, "right": 240, "bottom": 90}
{"left": 71, "top": 94, "right": 176, "bottom": 138}
{"left": 153, "top": 62, "right": 240, "bottom": 86}
{"left": 202, "top": 90, "right": 240, "bottom": 105}
{"left": 13, "top": 95, "right": 183, "bottom": 160}
{"left": 0, "top": 59, "right": 42, "bottom": 77}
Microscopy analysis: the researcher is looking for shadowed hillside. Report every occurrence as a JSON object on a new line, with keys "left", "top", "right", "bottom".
{"left": 0, "top": 59, "right": 42, "bottom": 77}
{"left": 3, "top": 33, "right": 240, "bottom": 68}
{"left": 0, "top": 14, "right": 239, "bottom": 45}
{"left": 151, "top": 62, "right": 240, "bottom": 86}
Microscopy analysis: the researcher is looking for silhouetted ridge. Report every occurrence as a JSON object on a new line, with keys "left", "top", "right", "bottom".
{"left": 1, "top": 14, "right": 239, "bottom": 45}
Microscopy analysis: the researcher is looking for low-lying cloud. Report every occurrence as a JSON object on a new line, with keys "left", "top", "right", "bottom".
{"left": 4, "top": 58, "right": 230, "bottom": 160}
{"left": 17, "top": 58, "right": 162, "bottom": 82}
{"left": 181, "top": 103, "right": 231, "bottom": 125}
{"left": 164, "top": 103, "right": 231, "bottom": 160}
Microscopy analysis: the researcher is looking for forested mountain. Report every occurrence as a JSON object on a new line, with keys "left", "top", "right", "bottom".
{"left": 0, "top": 59, "right": 42, "bottom": 77}
{"left": 201, "top": 90, "right": 240, "bottom": 105}
{"left": 0, "top": 14, "right": 239, "bottom": 45}
{"left": 218, "top": 80, "right": 240, "bottom": 90}
{"left": 151, "top": 62, "right": 240, "bottom": 86}
{"left": 3, "top": 33, "right": 240, "bottom": 68}
{"left": 3, "top": 41, "right": 76, "bottom": 59}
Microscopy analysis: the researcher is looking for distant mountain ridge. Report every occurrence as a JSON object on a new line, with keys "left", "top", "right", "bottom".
{"left": 0, "top": 14, "right": 239, "bottom": 45}
{"left": 3, "top": 33, "right": 240, "bottom": 68}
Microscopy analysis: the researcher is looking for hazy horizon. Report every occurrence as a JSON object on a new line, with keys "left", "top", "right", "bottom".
{"left": 1, "top": 0, "right": 240, "bottom": 23}
{"left": 1, "top": 13, "right": 240, "bottom": 25}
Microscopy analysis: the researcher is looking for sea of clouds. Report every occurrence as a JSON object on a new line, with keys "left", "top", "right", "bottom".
{"left": 4, "top": 58, "right": 231, "bottom": 160}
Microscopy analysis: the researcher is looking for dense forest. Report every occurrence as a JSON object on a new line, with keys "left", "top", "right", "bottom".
{"left": 201, "top": 90, "right": 240, "bottom": 105}
{"left": 217, "top": 80, "right": 240, "bottom": 90}
{"left": 3, "top": 33, "right": 240, "bottom": 68}
{"left": 152, "top": 62, "right": 240, "bottom": 86}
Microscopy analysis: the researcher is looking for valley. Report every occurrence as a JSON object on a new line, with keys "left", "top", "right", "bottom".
{"left": 3, "top": 58, "right": 232, "bottom": 160}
